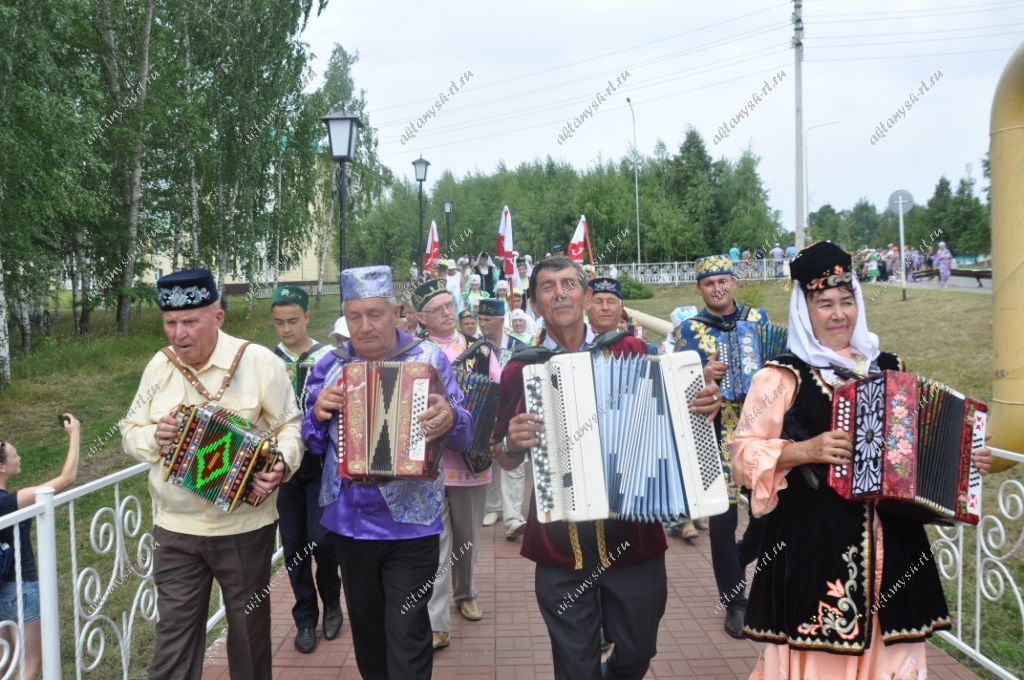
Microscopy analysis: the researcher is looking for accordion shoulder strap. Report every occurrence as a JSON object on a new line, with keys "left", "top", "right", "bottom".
{"left": 454, "top": 337, "right": 488, "bottom": 365}
{"left": 585, "top": 330, "right": 629, "bottom": 352}
{"left": 160, "top": 342, "right": 251, "bottom": 403}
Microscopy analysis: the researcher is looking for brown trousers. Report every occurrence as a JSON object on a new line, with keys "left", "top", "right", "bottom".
{"left": 149, "top": 523, "right": 275, "bottom": 680}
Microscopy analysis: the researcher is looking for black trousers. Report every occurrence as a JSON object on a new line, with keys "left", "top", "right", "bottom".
{"left": 277, "top": 454, "right": 342, "bottom": 628}
{"left": 708, "top": 503, "right": 767, "bottom": 612}
{"left": 150, "top": 523, "right": 275, "bottom": 680}
{"left": 535, "top": 555, "right": 667, "bottom": 680}
{"left": 330, "top": 532, "right": 438, "bottom": 680}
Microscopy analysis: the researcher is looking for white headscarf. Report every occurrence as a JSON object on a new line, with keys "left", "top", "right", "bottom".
{"left": 787, "top": 274, "right": 880, "bottom": 379}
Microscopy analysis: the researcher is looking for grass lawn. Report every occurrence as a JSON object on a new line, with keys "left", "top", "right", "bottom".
{"left": 0, "top": 284, "right": 1018, "bottom": 678}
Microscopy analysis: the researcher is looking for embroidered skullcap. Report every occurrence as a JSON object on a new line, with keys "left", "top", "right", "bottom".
{"left": 693, "top": 255, "right": 734, "bottom": 281}
{"left": 271, "top": 285, "right": 308, "bottom": 310}
{"left": 496, "top": 280, "right": 509, "bottom": 290}
{"left": 458, "top": 310, "right": 475, "bottom": 321}
{"left": 789, "top": 241, "right": 854, "bottom": 292}
{"left": 478, "top": 298, "right": 506, "bottom": 316}
{"left": 157, "top": 268, "right": 218, "bottom": 311}
{"left": 588, "top": 277, "right": 622, "bottom": 299}
{"left": 341, "top": 266, "right": 394, "bottom": 300}
{"left": 411, "top": 278, "right": 448, "bottom": 311}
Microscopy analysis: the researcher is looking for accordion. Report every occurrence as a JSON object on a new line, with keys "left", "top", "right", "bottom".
{"left": 716, "top": 321, "right": 788, "bottom": 402}
{"left": 162, "top": 403, "right": 281, "bottom": 512}
{"left": 829, "top": 370, "right": 986, "bottom": 525}
{"left": 523, "top": 350, "right": 729, "bottom": 524}
{"left": 451, "top": 368, "right": 499, "bottom": 474}
{"left": 336, "top": 361, "right": 445, "bottom": 479}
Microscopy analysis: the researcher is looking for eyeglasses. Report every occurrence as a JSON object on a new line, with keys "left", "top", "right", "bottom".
{"left": 422, "top": 301, "right": 456, "bottom": 316}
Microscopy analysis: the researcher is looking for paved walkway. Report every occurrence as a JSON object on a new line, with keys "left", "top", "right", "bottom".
{"left": 200, "top": 512, "right": 979, "bottom": 679}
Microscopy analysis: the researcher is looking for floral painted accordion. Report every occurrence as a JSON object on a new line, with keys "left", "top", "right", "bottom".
{"left": 828, "top": 370, "right": 986, "bottom": 525}
{"left": 162, "top": 403, "right": 281, "bottom": 512}
{"left": 523, "top": 350, "right": 729, "bottom": 524}
{"left": 716, "top": 321, "right": 788, "bottom": 402}
{"left": 451, "top": 369, "right": 499, "bottom": 474}
{"left": 336, "top": 361, "right": 445, "bottom": 480}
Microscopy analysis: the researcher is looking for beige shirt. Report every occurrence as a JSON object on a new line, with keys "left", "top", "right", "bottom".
{"left": 121, "top": 330, "right": 303, "bottom": 536}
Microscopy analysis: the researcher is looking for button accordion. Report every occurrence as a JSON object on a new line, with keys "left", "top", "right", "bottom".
{"left": 716, "top": 321, "right": 788, "bottom": 402}
{"left": 828, "top": 370, "right": 986, "bottom": 525}
{"left": 523, "top": 350, "right": 729, "bottom": 524}
{"left": 336, "top": 361, "right": 445, "bottom": 479}
{"left": 162, "top": 403, "right": 281, "bottom": 512}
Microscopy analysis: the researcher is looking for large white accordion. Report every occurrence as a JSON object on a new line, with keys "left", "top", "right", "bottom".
{"left": 523, "top": 350, "right": 729, "bottom": 524}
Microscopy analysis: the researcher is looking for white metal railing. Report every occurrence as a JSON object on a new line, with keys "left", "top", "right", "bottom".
{"left": 933, "top": 447, "right": 1024, "bottom": 680}
{"left": 0, "top": 462, "right": 283, "bottom": 679}
{"left": 596, "top": 260, "right": 789, "bottom": 284}
{"left": 0, "top": 450, "right": 1018, "bottom": 677}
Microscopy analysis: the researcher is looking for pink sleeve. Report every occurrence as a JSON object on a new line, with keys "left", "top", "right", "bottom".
{"left": 488, "top": 349, "right": 502, "bottom": 382}
{"left": 729, "top": 366, "right": 798, "bottom": 517}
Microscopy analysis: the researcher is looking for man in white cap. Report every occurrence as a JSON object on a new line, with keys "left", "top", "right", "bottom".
{"left": 302, "top": 265, "right": 474, "bottom": 679}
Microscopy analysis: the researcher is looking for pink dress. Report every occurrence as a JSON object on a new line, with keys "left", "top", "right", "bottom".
{"left": 730, "top": 364, "right": 929, "bottom": 680}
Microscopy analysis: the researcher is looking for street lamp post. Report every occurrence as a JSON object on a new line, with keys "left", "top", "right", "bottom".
{"left": 443, "top": 200, "right": 453, "bottom": 252}
{"left": 412, "top": 156, "right": 431, "bottom": 266}
{"left": 625, "top": 98, "right": 642, "bottom": 274}
{"left": 321, "top": 109, "right": 363, "bottom": 315}
{"left": 804, "top": 121, "right": 839, "bottom": 242}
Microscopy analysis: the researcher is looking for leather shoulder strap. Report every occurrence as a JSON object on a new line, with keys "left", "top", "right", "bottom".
{"left": 161, "top": 341, "right": 250, "bottom": 403}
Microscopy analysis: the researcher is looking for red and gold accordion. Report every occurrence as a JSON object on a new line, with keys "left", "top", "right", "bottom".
{"left": 336, "top": 361, "right": 446, "bottom": 480}
{"left": 162, "top": 403, "right": 281, "bottom": 512}
{"left": 829, "top": 370, "right": 986, "bottom": 525}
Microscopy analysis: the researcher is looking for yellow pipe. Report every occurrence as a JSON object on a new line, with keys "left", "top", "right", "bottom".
{"left": 989, "top": 40, "right": 1024, "bottom": 472}
{"left": 625, "top": 307, "right": 672, "bottom": 340}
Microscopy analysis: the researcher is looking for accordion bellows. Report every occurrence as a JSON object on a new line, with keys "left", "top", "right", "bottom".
{"left": 337, "top": 361, "right": 445, "bottom": 479}
{"left": 162, "top": 403, "right": 281, "bottom": 512}
{"left": 452, "top": 369, "right": 499, "bottom": 473}
{"left": 523, "top": 351, "right": 729, "bottom": 524}
{"left": 829, "top": 370, "right": 986, "bottom": 525}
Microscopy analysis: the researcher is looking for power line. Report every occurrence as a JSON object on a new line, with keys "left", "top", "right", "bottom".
{"left": 382, "top": 46, "right": 789, "bottom": 142}
{"left": 381, "top": 63, "right": 790, "bottom": 157}
{"left": 806, "top": 45, "right": 1016, "bottom": 61}
{"left": 808, "top": 0, "right": 1024, "bottom": 19}
{"left": 374, "top": 22, "right": 788, "bottom": 126}
{"left": 812, "top": 28, "right": 1024, "bottom": 48}
{"left": 369, "top": 1, "right": 791, "bottom": 114}
{"left": 814, "top": 20, "right": 1024, "bottom": 39}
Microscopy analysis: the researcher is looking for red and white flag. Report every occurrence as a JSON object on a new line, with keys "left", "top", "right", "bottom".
{"left": 495, "top": 205, "right": 514, "bottom": 276}
{"left": 423, "top": 220, "right": 441, "bottom": 271}
{"left": 568, "top": 214, "right": 589, "bottom": 263}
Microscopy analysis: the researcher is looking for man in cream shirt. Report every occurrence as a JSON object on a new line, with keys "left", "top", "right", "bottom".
{"left": 121, "top": 268, "right": 303, "bottom": 680}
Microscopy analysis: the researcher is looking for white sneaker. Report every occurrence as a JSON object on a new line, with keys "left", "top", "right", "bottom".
{"left": 505, "top": 519, "right": 527, "bottom": 540}
{"left": 483, "top": 512, "right": 501, "bottom": 527}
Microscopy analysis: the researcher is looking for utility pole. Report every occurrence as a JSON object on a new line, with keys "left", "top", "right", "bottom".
{"left": 793, "top": 0, "right": 805, "bottom": 249}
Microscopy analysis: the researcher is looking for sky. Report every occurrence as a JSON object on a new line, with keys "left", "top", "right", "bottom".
{"left": 298, "top": 0, "right": 1023, "bottom": 242}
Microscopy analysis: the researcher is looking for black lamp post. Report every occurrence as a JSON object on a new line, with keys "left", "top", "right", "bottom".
{"left": 443, "top": 200, "right": 453, "bottom": 251}
{"left": 321, "top": 109, "right": 363, "bottom": 315}
{"left": 412, "top": 156, "right": 430, "bottom": 265}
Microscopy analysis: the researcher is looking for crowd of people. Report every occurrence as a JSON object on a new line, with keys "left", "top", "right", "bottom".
{"left": 0, "top": 237, "right": 993, "bottom": 680}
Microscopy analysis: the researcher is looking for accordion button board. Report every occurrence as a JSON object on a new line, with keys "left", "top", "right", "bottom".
{"left": 828, "top": 370, "right": 986, "bottom": 525}
{"left": 523, "top": 350, "right": 729, "bottom": 524}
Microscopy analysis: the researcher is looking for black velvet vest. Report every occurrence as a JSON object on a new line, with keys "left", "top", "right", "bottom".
{"left": 743, "top": 353, "right": 952, "bottom": 654}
